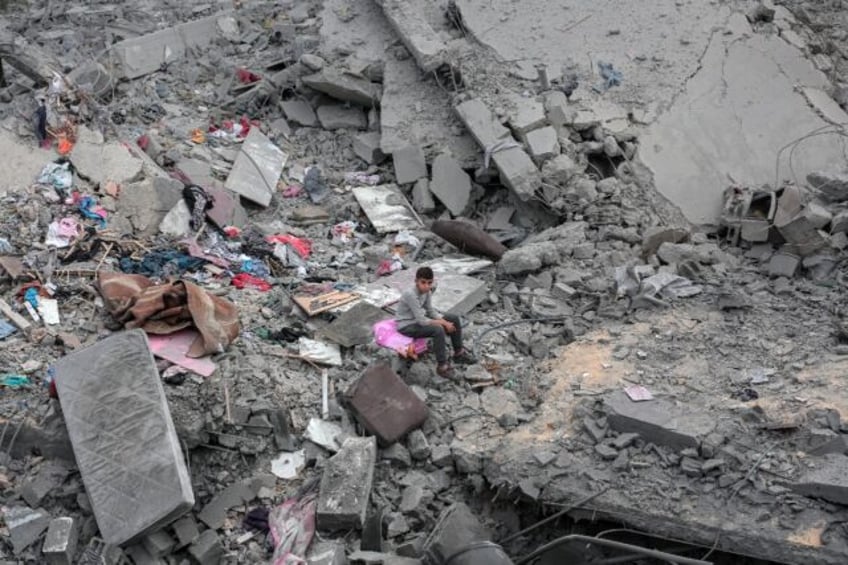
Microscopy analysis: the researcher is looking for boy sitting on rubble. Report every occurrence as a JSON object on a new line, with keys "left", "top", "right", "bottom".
{"left": 396, "top": 266, "right": 476, "bottom": 378}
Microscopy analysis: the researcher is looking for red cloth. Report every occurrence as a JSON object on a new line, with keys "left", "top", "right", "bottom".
{"left": 265, "top": 235, "right": 312, "bottom": 259}
{"left": 232, "top": 273, "right": 272, "bottom": 292}
{"left": 236, "top": 68, "right": 261, "bottom": 84}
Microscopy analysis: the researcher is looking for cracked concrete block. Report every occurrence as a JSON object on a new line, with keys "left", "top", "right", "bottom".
{"left": 116, "top": 176, "right": 183, "bottom": 237}
{"left": 392, "top": 145, "right": 427, "bottom": 184}
{"left": 197, "top": 480, "right": 255, "bottom": 529}
{"left": 604, "top": 390, "right": 716, "bottom": 451}
{"left": 641, "top": 226, "right": 690, "bottom": 257}
{"left": 188, "top": 529, "right": 224, "bottom": 565}
{"left": 492, "top": 146, "right": 541, "bottom": 202}
{"left": 142, "top": 530, "right": 176, "bottom": 558}
{"left": 43, "top": 517, "right": 78, "bottom": 565}
{"left": 374, "top": 0, "right": 449, "bottom": 73}
{"left": 791, "top": 454, "right": 848, "bottom": 504}
{"left": 777, "top": 214, "right": 828, "bottom": 256}
{"left": 831, "top": 210, "right": 848, "bottom": 234}
{"left": 499, "top": 241, "right": 559, "bottom": 274}
{"left": 808, "top": 168, "right": 848, "bottom": 202}
{"left": 225, "top": 127, "right": 287, "bottom": 207}
{"left": 411, "top": 178, "right": 436, "bottom": 213}
{"left": 454, "top": 99, "right": 511, "bottom": 147}
{"left": 307, "top": 541, "right": 348, "bottom": 565}
{"left": 430, "top": 153, "right": 471, "bottom": 216}
{"left": 508, "top": 95, "right": 547, "bottom": 138}
{"left": 21, "top": 460, "right": 71, "bottom": 508}
{"left": 544, "top": 90, "right": 575, "bottom": 130}
{"left": 171, "top": 516, "right": 199, "bottom": 549}
{"left": 303, "top": 68, "right": 381, "bottom": 106}
{"left": 159, "top": 200, "right": 192, "bottom": 238}
{"left": 317, "top": 436, "right": 377, "bottom": 530}
{"left": 71, "top": 126, "right": 144, "bottom": 186}
{"left": 525, "top": 126, "right": 560, "bottom": 164}
{"left": 353, "top": 131, "right": 386, "bottom": 164}
{"left": 5, "top": 506, "right": 50, "bottom": 555}
{"left": 422, "top": 503, "right": 491, "bottom": 564}
{"left": 281, "top": 100, "right": 319, "bottom": 127}
{"left": 317, "top": 105, "right": 367, "bottom": 130}
{"left": 768, "top": 251, "right": 800, "bottom": 278}
{"left": 541, "top": 154, "right": 580, "bottom": 185}
{"left": 53, "top": 330, "right": 194, "bottom": 545}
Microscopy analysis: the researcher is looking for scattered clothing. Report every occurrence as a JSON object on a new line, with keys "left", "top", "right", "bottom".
{"left": 231, "top": 273, "right": 272, "bottom": 292}
{"left": 268, "top": 492, "right": 316, "bottom": 565}
{"left": 265, "top": 234, "right": 312, "bottom": 259}
{"left": 45, "top": 217, "right": 83, "bottom": 248}
{"left": 303, "top": 167, "right": 329, "bottom": 203}
{"left": 97, "top": 272, "right": 240, "bottom": 357}
{"left": 119, "top": 250, "right": 206, "bottom": 278}
{"left": 594, "top": 61, "right": 622, "bottom": 92}
{"left": 37, "top": 161, "right": 73, "bottom": 193}
{"left": 76, "top": 194, "right": 107, "bottom": 228}
{"left": 182, "top": 184, "right": 213, "bottom": 231}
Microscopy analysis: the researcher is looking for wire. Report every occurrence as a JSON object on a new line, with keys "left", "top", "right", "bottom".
{"left": 500, "top": 488, "right": 609, "bottom": 545}
{"left": 472, "top": 315, "right": 572, "bottom": 359}
{"left": 515, "top": 534, "right": 714, "bottom": 565}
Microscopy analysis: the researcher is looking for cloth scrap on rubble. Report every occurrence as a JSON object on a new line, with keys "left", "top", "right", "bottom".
{"left": 373, "top": 318, "right": 428, "bottom": 358}
{"left": 37, "top": 161, "right": 73, "bottom": 192}
{"left": 298, "top": 338, "right": 342, "bottom": 366}
{"left": 148, "top": 329, "right": 217, "bottom": 377}
{"left": 614, "top": 265, "right": 701, "bottom": 306}
{"left": 181, "top": 239, "right": 232, "bottom": 269}
{"left": 76, "top": 195, "right": 107, "bottom": 228}
{"left": 594, "top": 61, "right": 622, "bottom": 92}
{"left": 97, "top": 272, "right": 240, "bottom": 357}
{"left": 119, "top": 250, "right": 207, "bottom": 278}
{"left": 266, "top": 235, "right": 311, "bottom": 259}
{"left": 269, "top": 492, "right": 316, "bottom": 565}
{"left": 232, "top": 273, "right": 272, "bottom": 292}
{"left": 45, "top": 217, "right": 83, "bottom": 248}
{"left": 182, "top": 185, "right": 214, "bottom": 231}
{"left": 0, "top": 319, "right": 16, "bottom": 339}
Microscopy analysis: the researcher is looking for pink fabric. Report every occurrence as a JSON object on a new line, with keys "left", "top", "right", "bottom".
{"left": 269, "top": 493, "right": 316, "bottom": 565}
{"left": 373, "top": 319, "right": 428, "bottom": 356}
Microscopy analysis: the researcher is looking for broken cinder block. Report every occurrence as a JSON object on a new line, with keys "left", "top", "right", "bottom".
{"left": 43, "top": 517, "right": 78, "bottom": 565}
{"left": 392, "top": 145, "right": 427, "bottom": 184}
{"left": 317, "top": 436, "right": 377, "bottom": 530}
{"left": 374, "top": 0, "right": 449, "bottom": 73}
{"left": 225, "top": 128, "right": 287, "bottom": 207}
{"left": 429, "top": 153, "right": 471, "bottom": 216}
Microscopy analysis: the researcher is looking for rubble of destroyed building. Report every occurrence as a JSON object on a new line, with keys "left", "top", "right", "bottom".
{"left": 3, "top": 0, "right": 848, "bottom": 564}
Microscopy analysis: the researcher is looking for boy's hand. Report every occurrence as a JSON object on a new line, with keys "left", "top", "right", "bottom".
{"left": 441, "top": 319, "right": 456, "bottom": 333}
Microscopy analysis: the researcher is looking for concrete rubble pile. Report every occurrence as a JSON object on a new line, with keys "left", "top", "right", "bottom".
{"left": 3, "top": 0, "right": 848, "bottom": 564}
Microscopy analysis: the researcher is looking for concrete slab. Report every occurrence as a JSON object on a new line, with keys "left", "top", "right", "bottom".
{"left": 317, "top": 105, "right": 368, "bottom": 130}
{"left": 225, "top": 128, "right": 287, "bottom": 207}
{"left": 353, "top": 131, "right": 386, "bottom": 164}
{"left": 507, "top": 95, "right": 547, "bottom": 137}
{"left": 411, "top": 178, "right": 436, "bottom": 213}
{"left": 525, "top": 126, "right": 560, "bottom": 164}
{"left": 0, "top": 130, "right": 51, "bottom": 198}
{"left": 317, "top": 436, "right": 377, "bottom": 530}
{"left": 307, "top": 541, "right": 348, "bottom": 565}
{"left": 53, "top": 330, "right": 194, "bottom": 545}
{"left": 791, "top": 454, "right": 848, "bottom": 504}
{"left": 604, "top": 390, "right": 716, "bottom": 450}
{"left": 319, "top": 301, "right": 390, "bottom": 347}
{"left": 352, "top": 184, "right": 422, "bottom": 233}
{"left": 392, "top": 145, "right": 427, "bottom": 185}
{"left": 359, "top": 266, "right": 486, "bottom": 316}
{"left": 380, "top": 57, "right": 479, "bottom": 167}
{"left": 281, "top": 100, "right": 319, "bottom": 127}
{"left": 374, "top": 0, "right": 449, "bottom": 73}
{"left": 115, "top": 176, "right": 183, "bottom": 237}
{"left": 108, "top": 14, "right": 227, "bottom": 79}
{"left": 70, "top": 127, "right": 144, "bottom": 186}
{"left": 429, "top": 153, "right": 471, "bottom": 216}
{"left": 303, "top": 68, "right": 381, "bottom": 106}
{"left": 641, "top": 24, "right": 848, "bottom": 225}
{"left": 5, "top": 506, "right": 50, "bottom": 555}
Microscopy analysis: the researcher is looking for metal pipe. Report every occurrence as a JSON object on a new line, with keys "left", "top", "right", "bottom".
{"left": 515, "top": 535, "right": 713, "bottom": 565}
{"left": 500, "top": 488, "right": 608, "bottom": 545}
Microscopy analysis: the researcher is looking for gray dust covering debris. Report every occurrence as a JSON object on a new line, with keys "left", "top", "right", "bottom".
{"left": 2, "top": 0, "right": 848, "bottom": 564}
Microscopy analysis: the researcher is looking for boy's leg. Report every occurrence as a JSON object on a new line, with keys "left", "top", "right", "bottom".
{"left": 399, "top": 323, "right": 448, "bottom": 365}
{"left": 442, "top": 314, "right": 463, "bottom": 352}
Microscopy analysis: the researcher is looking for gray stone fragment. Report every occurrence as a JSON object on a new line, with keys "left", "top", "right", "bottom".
{"left": 642, "top": 226, "right": 690, "bottom": 257}
{"left": 604, "top": 391, "right": 716, "bottom": 451}
{"left": 508, "top": 96, "right": 547, "bottom": 137}
{"left": 159, "top": 200, "right": 192, "bottom": 238}
{"left": 807, "top": 169, "right": 848, "bottom": 201}
{"left": 142, "top": 530, "right": 175, "bottom": 558}
{"left": 431, "top": 444, "right": 452, "bottom": 467}
{"left": 21, "top": 460, "right": 71, "bottom": 508}
{"left": 525, "top": 126, "right": 560, "bottom": 164}
{"left": 53, "top": 330, "right": 194, "bottom": 545}
{"left": 171, "top": 516, "right": 199, "bottom": 549}
{"left": 317, "top": 436, "right": 377, "bottom": 530}
{"left": 429, "top": 153, "right": 471, "bottom": 216}
{"left": 422, "top": 503, "right": 491, "bottom": 564}
{"left": 188, "top": 529, "right": 224, "bottom": 565}
{"left": 197, "top": 479, "right": 259, "bottom": 529}
{"left": 300, "top": 54, "right": 326, "bottom": 71}
{"left": 115, "top": 176, "right": 183, "bottom": 237}
{"left": 768, "top": 252, "right": 800, "bottom": 278}
{"left": 611, "top": 432, "right": 639, "bottom": 449}
{"left": 353, "top": 132, "right": 386, "bottom": 164}
{"left": 307, "top": 540, "right": 348, "bottom": 565}
{"left": 499, "top": 242, "right": 559, "bottom": 274}
{"left": 303, "top": 68, "right": 381, "bottom": 106}
{"left": 317, "top": 105, "right": 367, "bottom": 130}
{"left": 392, "top": 145, "right": 427, "bottom": 184}
{"left": 791, "top": 454, "right": 848, "bottom": 504}
{"left": 5, "top": 506, "right": 50, "bottom": 555}
{"left": 541, "top": 154, "right": 579, "bottom": 185}
{"left": 382, "top": 443, "right": 412, "bottom": 467}
{"left": 43, "top": 517, "right": 78, "bottom": 565}
{"left": 399, "top": 484, "right": 430, "bottom": 513}
{"left": 70, "top": 127, "right": 144, "bottom": 186}
{"left": 374, "top": 0, "right": 449, "bottom": 73}
{"left": 411, "top": 178, "right": 436, "bottom": 213}
{"left": 406, "top": 430, "right": 431, "bottom": 461}
{"left": 595, "top": 444, "right": 618, "bottom": 460}
{"left": 225, "top": 128, "right": 286, "bottom": 207}
{"left": 281, "top": 100, "right": 319, "bottom": 127}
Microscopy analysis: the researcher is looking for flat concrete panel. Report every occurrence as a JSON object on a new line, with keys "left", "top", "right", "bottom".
{"left": 54, "top": 330, "right": 194, "bottom": 545}
{"left": 358, "top": 266, "right": 486, "bottom": 316}
{"left": 352, "top": 184, "right": 422, "bottom": 233}
{"left": 225, "top": 128, "right": 287, "bottom": 207}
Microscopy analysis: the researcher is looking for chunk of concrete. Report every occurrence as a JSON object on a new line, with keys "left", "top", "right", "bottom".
{"left": 70, "top": 127, "right": 144, "bottom": 186}
{"left": 791, "top": 454, "right": 848, "bottom": 504}
{"left": 411, "top": 178, "right": 436, "bottom": 214}
{"left": 454, "top": 99, "right": 511, "bottom": 148}
{"left": 525, "top": 126, "right": 560, "bottom": 164}
{"left": 307, "top": 540, "right": 348, "bottom": 565}
{"left": 303, "top": 68, "right": 381, "bottom": 106}
{"left": 21, "top": 460, "right": 71, "bottom": 508}
{"left": 808, "top": 168, "right": 848, "bottom": 202}
{"left": 171, "top": 516, "right": 200, "bottom": 549}
{"left": 499, "top": 241, "right": 559, "bottom": 274}
{"left": 109, "top": 14, "right": 224, "bottom": 79}
{"left": 225, "top": 128, "right": 287, "bottom": 207}
{"left": 604, "top": 390, "right": 716, "bottom": 451}
{"left": 142, "top": 530, "right": 176, "bottom": 558}
{"left": 354, "top": 132, "right": 386, "bottom": 164}
{"left": 317, "top": 436, "right": 377, "bottom": 530}
{"left": 204, "top": 184, "right": 248, "bottom": 229}
{"left": 319, "top": 301, "right": 389, "bottom": 348}
{"left": 115, "top": 176, "right": 183, "bottom": 238}
{"left": 43, "top": 517, "right": 78, "bottom": 565}
{"left": 777, "top": 214, "right": 829, "bottom": 256}
{"left": 352, "top": 184, "right": 422, "bottom": 233}
{"left": 392, "top": 145, "right": 427, "bottom": 184}
{"left": 159, "top": 200, "right": 192, "bottom": 237}
{"left": 281, "top": 100, "right": 319, "bottom": 127}
{"left": 197, "top": 480, "right": 255, "bottom": 530}
{"left": 422, "top": 503, "right": 491, "bottom": 564}
{"left": 544, "top": 90, "right": 575, "bottom": 131}
{"left": 317, "top": 105, "right": 367, "bottom": 130}
{"left": 429, "top": 153, "right": 471, "bottom": 216}
{"left": 642, "top": 226, "right": 690, "bottom": 257}
{"left": 768, "top": 251, "right": 800, "bottom": 278}
{"left": 508, "top": 95, "right": 547, "bottom": 138}
{"left": 5, "top": 506, "right": 50, "bottom": 555}
{"left": 374, "top": 0, "right": 449, "bottom": 73}
{"left": 492, "top": 146, "right": 541, "bottom": 201}
{"left": 53, "top": 330, "right": 194, "bottom": 545}
{"left": 541, "top": 154, "right": 580, "bottom": 185}
{"left": 188, "top": 529, "right": 224, "bottom": 564}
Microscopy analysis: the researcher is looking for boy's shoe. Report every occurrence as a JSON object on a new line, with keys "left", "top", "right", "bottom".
{"left": 453, "top": 349, "right": 477, "bottom": 365}
{"left": 436, "top": 364, "right": 455, "bottom": 379}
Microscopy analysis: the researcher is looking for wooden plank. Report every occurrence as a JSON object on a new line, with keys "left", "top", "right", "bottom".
{"left": 292, "top": 291, "right": 359, "bottom": 316}
{"left": 0, "top": 298, "right": 32, "bottom": 332}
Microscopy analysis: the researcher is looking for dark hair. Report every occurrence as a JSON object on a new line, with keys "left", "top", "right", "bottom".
{"left": 415, "top": 266, "right": 434, "bottom": 281}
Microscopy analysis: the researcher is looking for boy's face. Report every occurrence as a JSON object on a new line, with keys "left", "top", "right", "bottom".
{"left": 415, "top": 277, "right": 434, "bottom": 294}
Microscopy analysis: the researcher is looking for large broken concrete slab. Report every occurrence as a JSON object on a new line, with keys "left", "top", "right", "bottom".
{"left": 373, "top": 0, "right": 449, "bottom": 73}
{"left": 303, "top": 68, "right": 381, "bottom": 107}
{"left": 641, "top": 14, "right": 848, "bottom": 224}
{"left": 317, "top": 436, "right": 377, "bottom": 530}
{"left": 604, "top": 391, "right": 716, "bottom": 450}
{"left": 352, "top": 184, "right": 422, "bottom": 233}
{"left": 53, "top": 330, "right": 194, "bottom": 545}
{"left": 115, "top": 176, "right": 184, "bottom": 237}
{"left": 358, "top": 266, "right": 486, "bottom": 316}
{"left": 71, "top": 127, "right": 144, "bottom": 186}
{"left": 319, "top": 301, "right": 390, "bottom": 348}
{"left": 429, "top": 153, "right": 471, "bottom": 216}
{"left": 455, "top": 99, "right": 540, "bottom": 201}
{"left": 790, "top": 453, "right": 848, "bottom": 505}
{"left": 0, "top": 130, "right": 52, "bottom": 198}
{"left": 108, "top": 14, "right": 232, "bottom": 79}
{"left": 224, "top": 128, "right": 287, "bottom": 207}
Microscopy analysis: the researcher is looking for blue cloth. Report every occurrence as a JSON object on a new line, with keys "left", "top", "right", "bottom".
{"left": 24, "top": 288, "right": 39, "bottom": 310}
{"left": 78, "top": 196, "right": 107, "bottom": 228}
{"left": 594, "top": 61, "right": 622, "bottom": 92}
{"left": 0, "top": 319, "right": 15, "bottom": 339}
{"left": 119, "top": 251, "right": 206, "bottom": 277}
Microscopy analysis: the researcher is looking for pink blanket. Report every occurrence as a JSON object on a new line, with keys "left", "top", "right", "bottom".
{"left": 373, "top": 319, "right": 428, "bottom": 357}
